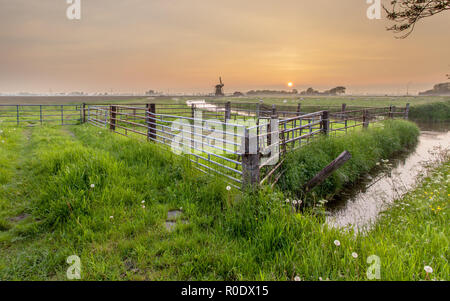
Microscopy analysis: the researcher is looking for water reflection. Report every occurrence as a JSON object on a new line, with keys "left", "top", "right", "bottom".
{"left": 327, "top": 126, "right": 449, "bottom": 232}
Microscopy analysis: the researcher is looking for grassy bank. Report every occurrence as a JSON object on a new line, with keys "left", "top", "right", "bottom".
{"left": 0, "top": 123, "right": 447, "bottom": 281}
{"left": 409, "top": 100, "right": 450, "bottom": 122}
{"left": 279, "top": 120, "right": 420, "bottom": 205}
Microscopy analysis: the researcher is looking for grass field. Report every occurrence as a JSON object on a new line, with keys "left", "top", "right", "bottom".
{"left": 0, "top": 121, "right": 447, "bottom": 281}
{"left": 1, "top": 95, "right": 449, "bottom": 108}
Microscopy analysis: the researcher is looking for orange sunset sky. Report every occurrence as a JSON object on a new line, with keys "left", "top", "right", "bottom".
{"left": 0, "top": 0, "right": 449, "bottom": 95}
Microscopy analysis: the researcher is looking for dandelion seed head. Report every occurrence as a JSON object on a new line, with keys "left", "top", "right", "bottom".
{"left": 424, "top": 266, "right": 433, "bottom": 274}
{"left": 334, "top": 240, "right": 341, "bottom": 247}
{"left": 352, "top": 252, "right": 358, "bottom": 259}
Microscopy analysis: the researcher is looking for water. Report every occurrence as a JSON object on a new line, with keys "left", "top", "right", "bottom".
{"left": 326, "top": 122, "right": 449, "bottom": 232}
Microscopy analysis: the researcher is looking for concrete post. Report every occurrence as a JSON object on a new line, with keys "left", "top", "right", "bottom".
{"left": 242, "top": 128, "right": 260, "bottom": 189}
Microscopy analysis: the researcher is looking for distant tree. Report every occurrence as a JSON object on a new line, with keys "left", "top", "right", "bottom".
{"left": 384, "top": 0, "right": 450, "bottom": 38}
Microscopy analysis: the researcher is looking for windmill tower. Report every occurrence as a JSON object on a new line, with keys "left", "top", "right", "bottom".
{"left": 215, "top": 77, "right": 225, "bottom": 96}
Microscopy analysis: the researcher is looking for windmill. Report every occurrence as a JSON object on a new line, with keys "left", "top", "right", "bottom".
{"left": 215, "top": 77, "right": 225, "bottom": 96}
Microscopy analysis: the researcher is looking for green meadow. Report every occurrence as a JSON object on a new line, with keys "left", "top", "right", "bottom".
{"left": 0, "top": 120, "right": 448, "bottom": 281}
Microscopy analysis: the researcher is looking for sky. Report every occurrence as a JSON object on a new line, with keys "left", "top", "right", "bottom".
{"left": 0, "top": 0, "right": 449, "bottom": 95}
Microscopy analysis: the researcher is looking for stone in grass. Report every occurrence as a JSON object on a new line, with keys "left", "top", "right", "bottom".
{"left": 9, "top": 213, "right": 31, "bottom": 222}
{"left": 165, "top": 209, "right": 188, "bottom": 231}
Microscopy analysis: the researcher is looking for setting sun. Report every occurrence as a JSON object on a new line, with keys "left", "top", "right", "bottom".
{"left": 288, "top": 82, "right": 293, "bottom": 87}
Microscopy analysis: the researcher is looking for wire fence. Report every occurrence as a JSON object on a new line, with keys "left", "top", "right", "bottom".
{"left": 0, "top": 104, "right": 82, "bottom": 126}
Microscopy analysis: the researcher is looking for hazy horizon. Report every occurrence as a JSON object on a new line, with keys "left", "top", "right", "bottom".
{"left": 1, "top": 0, "right": 449, "bottom": 95}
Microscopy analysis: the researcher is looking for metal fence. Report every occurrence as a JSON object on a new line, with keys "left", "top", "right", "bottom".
{"left": 84, "top": 102, "right": 410, "bottom": 188}
{"left": 0, "top": 104, "right": 82, "bottom": 125}
{"left": 86, "top": 104, "right": 248, "bottom": 189}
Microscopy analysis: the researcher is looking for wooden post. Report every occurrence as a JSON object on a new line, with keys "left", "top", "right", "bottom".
{"left": 16, "top": 105, "right": 19, "bottom": 126}
{"left": 40, "top": 105, "right": 43, "bottom": 125}
{"left": 321, "top": 110, "right": 329, "bottom": 135}
{"left": 305, "top": 151, "right": 352, "bottom": 192}
{"left": 404, "top": 103, "right": 410, "bottom": 119}
{"left": 389, "top": 105, "right": 393, "bottom": 119}
{"left": 271, "top": 104, "right": 277, "bottom": 116}
{"left": 363, "top": 109, "right": 369, "bottom": 128}
{"left": 82, "top": 103, "right": 86, "bottom": 123}
{"left": 110, "top": 105, "right": 117, "bottom": 130}
{"left": 61, "top": 105, "right": 64, "bottom": 125}
{"left": 297, "top": 103, "right": 302, "bottom": 115}
{"left": 341, "top": 103, "right": 347, "bottom": 132}
{"left": 225, "top": 101, "right": 231, "bottom": 121}
{"left": 146, "top": 104, "right": 156, "bottom": 141}
{"left": 242, "top": 128, "right": 260, "bottom": 189}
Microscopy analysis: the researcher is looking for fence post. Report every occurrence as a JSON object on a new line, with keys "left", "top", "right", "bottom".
{"left": 404, "top": 103, "right": 410, "bottom": 119}
{"left": 16, "top": 105, "right": 19, "bottom": 126}
{"left": 389, "top": 105, "right": 393, "bottom": 119}
{"left": 40, "top": 105, "right": 43, "bottom": 125}
{"left": 341, "top": 103, "right": 347, "bottom": 131}
{"left": 297, "top": 103, "right": 302, "bottom": 115}
{"left": 363, "top": 109, "right": 369, "bottom": 128}
{"left": 82, "top": 103, "right": 86, "bottom": 123}
{"left": 61, "top": 105, "right": 64, "bottom": 125}
{"left": 225, "top": 101, "right": 231, "bottom": 121}
{"left": 242, "top": 128, "right": 260, "bottom": 189}
{"left": 110, "top": 105, "right": 117, "bottom": 130}
{"left": 271, "top": 104, "right": 277, "bottom": 116}
{"left": 146, "top": 103, "right": 156, "bottom": 141}
{"left": 191, "top": 104, "right": 196, "bottom": 119}
{"left": 321, "top": 110, "right": 329, "bottom": 135}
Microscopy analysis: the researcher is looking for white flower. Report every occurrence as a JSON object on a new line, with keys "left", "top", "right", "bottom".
{"left": 285, "top": 199, "right": 290, "bottom": 203}
{"left": 109, "top": 216, "right": 114, "bottom": 219}
{"left": 142, "top": 205, "right": 146, "bottom": 209}
{"left": 226, "top": 185, "right": 231, "bottom": 191}
{"left": 141, "top": 200, "right": 145, "bottom": 204}
{"left": 352, "top": 252, "right": 358, "bottom": 259}
{"left": 319, "top": 277, "right": 323, "bottom": 281}
{"left": 90, "top": 184, "right": 95, "bottom": 188}
{"left": 424, "top": 266, "right": 433, "bottom": 274}
{"left": 294, "top": 276, "right": 301, "bottom": 281}
{"left": 334, "top": 240, "right": 341, "bottom": 247}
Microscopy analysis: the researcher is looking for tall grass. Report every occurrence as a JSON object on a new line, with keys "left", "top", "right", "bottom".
{"left": 279, "top": 120, "right": 420, "bottom": 204}
{"left": 409, "top": 101, "right": 450, "bottom": 122}
{"left": 1, "top": 123, "right": 447, "bottom": 281}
